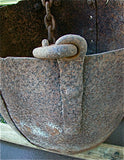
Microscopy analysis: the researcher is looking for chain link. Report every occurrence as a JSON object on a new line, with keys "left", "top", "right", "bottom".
{"left": 41, "top": 0, "right": 55, "bottom": 44}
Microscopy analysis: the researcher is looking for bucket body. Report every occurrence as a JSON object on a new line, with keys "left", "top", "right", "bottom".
{"left": 0, "top": 48, "right": 124, "bottom": 153}
{"left": 0, "top": 0, "right": 124, "bottom": 154}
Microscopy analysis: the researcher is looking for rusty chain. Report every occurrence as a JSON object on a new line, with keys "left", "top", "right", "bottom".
{"left": 41, "top": 0, "right": 56, "bottom": 44}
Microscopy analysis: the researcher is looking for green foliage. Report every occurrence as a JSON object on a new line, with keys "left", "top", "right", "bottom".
{"left": 0, "top": 115, "right": 6, "bottom": 123}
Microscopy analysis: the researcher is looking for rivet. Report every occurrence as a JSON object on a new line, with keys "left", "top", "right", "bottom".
{"left": 42, "top": 39, "right": 49, "bottom": 47}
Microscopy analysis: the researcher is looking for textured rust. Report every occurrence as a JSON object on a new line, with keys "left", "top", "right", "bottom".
{"left": 0, "top": 0, "right": 45, "bottom": 57}
{"left": 0, "top": 0, "right": 123, "bottom": 57}
{"left": 96, "top": 0, "right": 124, "bottom": 53}
{"left": 56, "top": 35, "right": 87, "bottom": 134}
{"left": 0, "top": 47, "right": 123, "bottom": 153}
{"left": 0, "top": 0, "right": 124, "bottom": 154}
{"left": 0, "top": 0, "right": 96, "bottom": 57}
{"left": 33, "top": 44, "right": 77, "bottom": 59}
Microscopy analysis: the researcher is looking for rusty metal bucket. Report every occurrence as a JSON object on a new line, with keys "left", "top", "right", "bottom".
{"left": 0, "top": 0, "right": 124, "bottom": 154}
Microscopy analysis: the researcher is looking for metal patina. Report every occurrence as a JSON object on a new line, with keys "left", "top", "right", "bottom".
{"left": 0, "top": 0, "right": 124, "bottom": 56}
{"left": 0, "top": 0, "right": 124, "bottom": 154}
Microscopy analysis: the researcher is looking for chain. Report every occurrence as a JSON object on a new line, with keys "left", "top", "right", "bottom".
{"left": 41, "top": 0, "right": 56, "bottom": 44}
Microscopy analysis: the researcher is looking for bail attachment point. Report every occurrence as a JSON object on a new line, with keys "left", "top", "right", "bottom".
{"left": 33, "top": 34, "right": 87, "bottom": 60}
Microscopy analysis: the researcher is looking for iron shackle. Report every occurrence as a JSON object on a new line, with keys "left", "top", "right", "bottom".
{"left": 33, "top": 34, "right": 87, "bottom": 60}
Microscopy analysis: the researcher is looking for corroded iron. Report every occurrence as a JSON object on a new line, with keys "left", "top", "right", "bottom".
{"left": 56, "top": 35, "right": 87, "bottom": 134}
{"left": 0, "top": 0, "right": 124, "bottom": 154}
{"left": 33, "top": 44, "right": 77, "bottom": 59}
{"left": 97, "top": 0, "right": 124, "bottom": 53}
{"left": 42, "top": 0, "right": 56, "bottom": 43}
{"left": 2, "top": 0, "right": 124, "bottom": 57}
{"left": 0, "top": 43, "right": 123, "bottom": 153}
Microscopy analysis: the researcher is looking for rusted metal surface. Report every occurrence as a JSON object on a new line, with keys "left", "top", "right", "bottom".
{"left": 0, "top": 0, "right": 124, "bottom": 154}
{"left": 0, "top": 0, "right": 97, "bottom": 57}
{"left": 41, "top": 0, "right": 56, "bottom": 43}
{"left": 56, "top": 35, "right": 87, "bottom": 134}
{"left": 0, "top": 0, "right": 44, "bottom": 57}
{"left": 0, "top": 46, "right": 123, "bottom": 153}
{"left": 96, "top": 0, "right": 124, "bottom": 53}
{"left": 33, "top": 35, "right": 87, "bottom": 60}
{"left": 33, "top": 44, "right": 77, "bottom": 59}
{"left": 1, "top": 0, "right": 123, "bottom": 57}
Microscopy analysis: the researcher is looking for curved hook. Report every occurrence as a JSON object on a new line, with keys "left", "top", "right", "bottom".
{"left": 33, "top": 44, "right": 77, "bottom": 59}
{"left": 55, "top": 34, "right": 87, "bottom": 60}
{"left": 33, "top": 34, "right": 87, "bottom": 60}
